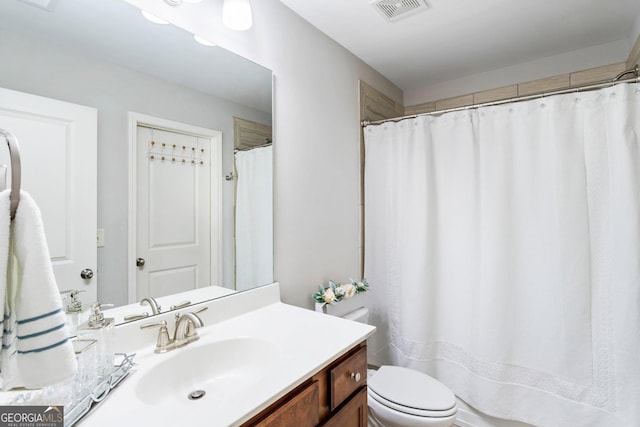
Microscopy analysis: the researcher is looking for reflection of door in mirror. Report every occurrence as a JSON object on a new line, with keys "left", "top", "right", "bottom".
{"left": 130, "top": 114, "right": 222, "bottom": 302}
{"left": 0, "top": 88, "right": 97, "bottom": 301}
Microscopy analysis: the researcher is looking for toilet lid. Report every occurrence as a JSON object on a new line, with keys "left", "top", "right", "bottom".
{"left": 367, "top": 366, "right": 456, "bottom": 413}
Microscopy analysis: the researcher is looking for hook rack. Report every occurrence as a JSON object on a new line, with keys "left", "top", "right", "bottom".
{"left": 147, "top": 139, "right": 205, "bottom": 166}
{"left": 0, "top": 129, "right": 21, "bottom": 220}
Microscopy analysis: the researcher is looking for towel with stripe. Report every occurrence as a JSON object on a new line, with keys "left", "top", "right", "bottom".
{"left": 0, "top": 189, "right": 77, "bottom": 390}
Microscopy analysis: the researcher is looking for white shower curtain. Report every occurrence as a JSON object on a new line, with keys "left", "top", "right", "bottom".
{"left": 364, "top": 84, "right": 640, "bottom": 426}
{"left": 234, "top": 145, "right": 273, "bottom": 291}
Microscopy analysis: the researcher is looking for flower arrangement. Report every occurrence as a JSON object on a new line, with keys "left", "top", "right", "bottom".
{"left": 312, "top": 278, "right": 369, "bottom": 306}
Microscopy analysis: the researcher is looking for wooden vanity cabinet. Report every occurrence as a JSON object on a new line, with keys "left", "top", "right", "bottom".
{"left": 243, "top": 342, "right": 368, "bottom": 427}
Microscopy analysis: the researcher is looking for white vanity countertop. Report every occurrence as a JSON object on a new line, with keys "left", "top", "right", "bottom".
{"left": 81, "top": 283, "right": 375, "bottom": 427}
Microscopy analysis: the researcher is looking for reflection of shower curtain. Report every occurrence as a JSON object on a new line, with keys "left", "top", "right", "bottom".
{"left": 364, "top": 84, "right": 640, "bottom": 426}
{"left": 235, "top": 145, "right": 273, "bottom": 291}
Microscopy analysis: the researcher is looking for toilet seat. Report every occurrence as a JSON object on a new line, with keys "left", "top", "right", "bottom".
{"left": 368, "top": 388, "right": 457, "bottom": 418}
{"left": 367, "top": 366, "right": 457, "bottom": 418}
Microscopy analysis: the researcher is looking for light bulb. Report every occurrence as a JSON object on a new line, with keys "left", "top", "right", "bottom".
{"left": 222, "top": 0, "right": 253, "bottom": 31}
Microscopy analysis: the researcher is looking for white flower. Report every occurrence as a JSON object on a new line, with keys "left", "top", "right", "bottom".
{"left": 323, "top": 288, "right": 336, "bottom": 304}
{"left": 342, "top": 283, "right": 356, "bottom": 299}
{"left": 334, "top": 285, "right": 346, "bottom": 298}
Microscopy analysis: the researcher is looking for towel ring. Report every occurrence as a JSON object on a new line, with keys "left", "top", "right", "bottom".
{"left": 0, "top": 129, "right": 21, "bottom": 220}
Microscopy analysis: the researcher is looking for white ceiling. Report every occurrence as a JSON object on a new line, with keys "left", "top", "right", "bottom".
{"left": 0, "top": 0, "right": 273, "bottom": 114}
{"left": 279, "top": 0, "right": 640, "bottom": 95}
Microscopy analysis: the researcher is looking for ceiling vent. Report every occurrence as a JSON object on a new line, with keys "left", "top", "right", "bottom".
{"left": 370, "top": 0, "right": 430, "bottom": 22}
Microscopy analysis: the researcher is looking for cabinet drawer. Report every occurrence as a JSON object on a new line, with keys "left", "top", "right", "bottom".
{"left": 329, "top": 346, "right": 367, "bottom": 410}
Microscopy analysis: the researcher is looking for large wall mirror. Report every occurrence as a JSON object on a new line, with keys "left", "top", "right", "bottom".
{"left": 0, "top": 0, "right": 273, "bottom": 323}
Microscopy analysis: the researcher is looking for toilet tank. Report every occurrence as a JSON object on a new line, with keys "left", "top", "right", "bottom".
{"left": 342, "top": 307, "right": 369, "bottom": 324}
{"left": 316, "top": 293, "right": 369, "bottom": 324}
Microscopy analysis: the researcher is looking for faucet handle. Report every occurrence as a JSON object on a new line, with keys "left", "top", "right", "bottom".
{"left": 170, "top": 300, "right": 191, "bottom": 310}
{"left": 140, "top": 320, "right": 172, "bottom": 353}
{"left": 193, "top": 306, "right": 208, "bottom": 315}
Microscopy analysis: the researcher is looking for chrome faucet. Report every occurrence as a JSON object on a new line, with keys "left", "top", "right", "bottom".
{"left": 173, "top": 311, "right": 204, "bottom": 348}
{"left": 140, "top": 297, "right": 161, "bottom": 315}
{"left": 140, "top": 307, "right": 207, "bottom": 353}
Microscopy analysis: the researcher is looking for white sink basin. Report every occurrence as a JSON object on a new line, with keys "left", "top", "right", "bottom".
{"left": 135, "top": 337, "right": 282, "bottom": 406}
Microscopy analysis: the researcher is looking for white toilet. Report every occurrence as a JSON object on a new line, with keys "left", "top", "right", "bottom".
{"left": 367, "top": 365, "right": 457, "bottom": 427}
{"left": 334, "top": 305, "right": 457, "bottom": 427}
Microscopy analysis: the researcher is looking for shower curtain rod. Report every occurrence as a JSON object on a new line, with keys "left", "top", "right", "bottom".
{"left": 234, "top": 141, "right": 272, "bottom": 152}
{"left": 361, "top": 65, "right": 640, "bottom": 127}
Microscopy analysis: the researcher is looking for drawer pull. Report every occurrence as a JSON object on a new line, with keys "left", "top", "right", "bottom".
{"left": 351, "top": 372, "right": 361, "bottom": 382}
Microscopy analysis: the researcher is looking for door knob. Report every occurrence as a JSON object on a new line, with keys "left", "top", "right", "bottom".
{"left": 80, "top": 268, "right": 94, "bottom": 280}
{"left": 136, "top": 258, "right": 146, "bottom": 267}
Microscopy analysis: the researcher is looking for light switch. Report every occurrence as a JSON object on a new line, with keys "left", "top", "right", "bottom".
{"left": 97, "top": 228, "right": 105, "bottom": 247}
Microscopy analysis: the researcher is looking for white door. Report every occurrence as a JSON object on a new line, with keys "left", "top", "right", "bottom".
{"left": 0, "top": 87, "right": 97, "bottom": 302}
{"left": 131, "top": 114, "right": 222, "bottom": 301}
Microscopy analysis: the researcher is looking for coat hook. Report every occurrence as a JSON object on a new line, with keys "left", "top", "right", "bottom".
{"left": 225, "top": 172, "right": 234, "bottom": 181}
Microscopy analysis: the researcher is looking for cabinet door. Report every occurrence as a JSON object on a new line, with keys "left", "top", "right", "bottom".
{"left": 323, "top": 387, "right": 367, "bottom": 427}
{"left": 253, "top": 381, "right": 319, "bottom": 427}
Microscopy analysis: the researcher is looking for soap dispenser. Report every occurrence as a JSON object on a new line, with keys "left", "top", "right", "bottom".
{"left": 60, "top": 289, "right": 88, "bottom": 335}
{"left": 77, "top": 303, "right": 115, "bottom": 383}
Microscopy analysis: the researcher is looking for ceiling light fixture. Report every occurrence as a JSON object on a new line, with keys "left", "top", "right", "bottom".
{"left": 222, "top": 0, "right": 253, "bottom": 31}
{"left": 141, "top": 10, "right": 169, "bottom": 25}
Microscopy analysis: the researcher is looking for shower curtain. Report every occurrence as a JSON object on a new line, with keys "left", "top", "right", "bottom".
{"left": 364, "top": 84, "right": 640, "bottom": 426}
{"left": 234, "top": 145, "right": 273, "bottom": 291}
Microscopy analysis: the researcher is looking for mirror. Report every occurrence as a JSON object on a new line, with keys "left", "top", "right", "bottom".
{"left": 0, "top": 0, "right": 274, "bottom": 322}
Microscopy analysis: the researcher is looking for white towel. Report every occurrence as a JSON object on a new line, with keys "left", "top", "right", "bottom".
{"left": 0, "top": 189, "right": 77, "bottom": 390}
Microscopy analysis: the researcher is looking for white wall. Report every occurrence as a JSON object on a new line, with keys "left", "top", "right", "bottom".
{"left": 125, "top": 0, "right": 403, "bottom": 308}
{"left": 0, "top": 29, "right": 270, "bottom": 306}
{"left": 404, "top": 39, "right": 630, "bottom": 105}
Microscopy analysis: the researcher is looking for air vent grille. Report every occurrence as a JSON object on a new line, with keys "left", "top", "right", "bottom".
{"left": 370, "top": 0, "right": 430, "bottom": 22}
